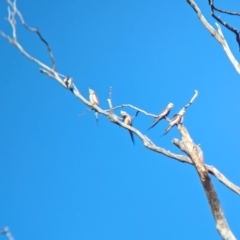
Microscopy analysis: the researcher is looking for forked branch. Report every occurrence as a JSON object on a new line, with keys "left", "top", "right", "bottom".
{"left": 0, "top": 1, "right": 239, "bottom": 239}
{"left": 173, "top": 126, "right": 236, "bottom": 240}
{"left": 0, "top": 0, "right": 239, "bottom": 194}
{"left": 186, "top": 0, "right": 240, "bottom": 74}
{"left": 209, "top": 0, "right": 240, "bottom": 51}
{"left": 5, "top": 0, "right": 56, "bottom": 69}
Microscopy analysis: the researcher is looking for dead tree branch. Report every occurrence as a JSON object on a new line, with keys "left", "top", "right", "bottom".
{"left": 5, "top": 0, "right": 56, "bottom": 69}
{"left": 173, "top": 125, "right": 236, "bottom": 240}
{"left": 209, "top": 0, "right": 240, "bottom": 51}
{"left": 210, "top": 2, "right": 240, "bottom": 16}
{"left": 0, "top": 0, "right": 238, "bottom": 195}
{"left": 112, "top": 90, "right": 198, "bottom": 118}
{"left": 183, "top": 90, "right": 198, "bottom": 109}
{"left": 186, "top": 0, "right": 240, "bottom": 74}
{"left": 107, "top": 86, "right": 113, "bottom": 113}
{"left": 1, "top": 1, "right": 240, "bottom": 238}
{"left": 109, "top": 104, "right": 158, "bottom": 118}
{"left": 0, "top": 227, "right": 15, "bottom": 240}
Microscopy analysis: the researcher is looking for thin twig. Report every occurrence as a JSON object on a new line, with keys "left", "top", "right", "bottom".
{"left": 107, "top": 86, "right": 113, "bottom": 113}
{"left": 0, "top": 227, "right": 15, "bottom": 240}
{"left": 109, "top": 104, "right": 158, "bottom": 118}
{"left": 211, "top": 5, "right": 240, "bottom": 16}
{"left": 183, "top": 90, "right": 198, "bottom": 109}
{"left": 77, "top": 108, "right": 91, "bottom": 117}
{"left": 1, "top": 3, "right": 68, "bottom": 88}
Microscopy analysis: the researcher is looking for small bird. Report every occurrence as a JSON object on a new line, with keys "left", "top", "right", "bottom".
{"left": 63, "top": 77, "right": 73, "bottom": 90}
{"left": 121, "top": 111, "right": 134, "bottom": 144}
{"left": 148, "top": 103, "right": 174, "bottom": 130}
{"left": 162, "top": 109, "right": 185, "bottom": 135}
{"left": 89, "top": 88, "right": 99, "bottom": 124}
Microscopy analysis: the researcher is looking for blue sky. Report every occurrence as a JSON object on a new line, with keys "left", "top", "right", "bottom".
{"left": 0, "top": 0, "right": 240, "bottom": 239}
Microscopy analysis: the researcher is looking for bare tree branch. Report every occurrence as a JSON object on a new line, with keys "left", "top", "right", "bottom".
{"left": 173, "top": 125, "right": 236, "bottom": 240}
{"left": 109, "top": 104, "right": 158, "bottom": 117}
{"left": 0, "top": 0, "right": 62, "bottom": 83}
{"left": 183, "top": 90, "right": 198, "bottom": 109}
{"left": 210, "top": 2, "right": 240, "bottom": 16}
{"left": 0, "top": 0, "right": 238, "bottom": 195}
{"left": 107, "top": 86, "right": 113, "bottom": 113}
{"left": 0, "top": 227, "right": 15, "bottom": 240}
{"left": 112, "top": 90, "right": 198, "bottom": 119}
{"left": 186, "top": 0, "right": 240, "bottom": 74}
{"left": 1, "top": 1, "right": 240, "bottom": 238}
{"left": 6, "top": 0, "right": 56, "bottom": 69}
{"left": 209, "top": 0, "right": 240, "bottom": 50}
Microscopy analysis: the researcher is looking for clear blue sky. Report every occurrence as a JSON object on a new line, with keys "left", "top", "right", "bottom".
{"left": 0, "top": 0, "right": 239, "bottom": 239}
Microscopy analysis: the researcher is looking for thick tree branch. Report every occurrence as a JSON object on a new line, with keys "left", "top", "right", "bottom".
{"left": 173, "top": 125, "right": 236, "bottom": 240}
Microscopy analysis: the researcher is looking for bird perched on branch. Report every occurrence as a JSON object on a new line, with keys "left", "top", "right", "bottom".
{"left": 89, "top": 88, "right": 99, "bottom": 124}
{"left": 121, "top": 111, "right": 134, "bottom": 144}
{"left": 148, "top": 102, "right": 174, "bottom": 130}
{"left": 162, "top": 109, "right": 185, "bottom": 136}
{"left": 63, "top": 76, "right": 73, "bottom": 90}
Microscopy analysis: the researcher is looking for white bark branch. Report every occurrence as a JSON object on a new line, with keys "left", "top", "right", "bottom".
{"left": 1, "top": 1, "right": 240, "bottom": 238}
{"left": 6, "top": 0, "right": 56, "bottom": 69}
{"left": 186, "top": 0, "right": 240, "bottom": 74}
{"left": 173, "top": 125, "right": 236, "bottom": 240}
{"left": 0, "top": 0, "right": 239, "bottom": 195}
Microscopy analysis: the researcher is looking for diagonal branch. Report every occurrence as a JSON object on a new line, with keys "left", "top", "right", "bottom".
{"left": 0, "top": 227, "right": 15, "bottom": 240}
{"left": 183, "top": 90, "right": 198, "bottom": 109}
{"left": 0, "top": 3, "right": 65, "bottom": 87}
{"left": 6, "top": 0, "right": 56, "bottom": 69}
{"left": 209, "top": 0, "right": 240, "bottom": 51}
{"left": 186, "top": 0, "right": 240, "bottom": 74}
{"left": 0, "top": 0, "right": 239, "bottom": 195}
{"left": 1, "top": 2, "right": 240, "bottom": 238}
{"left": 64, "top": 88, "right": 240, "bottom": 196}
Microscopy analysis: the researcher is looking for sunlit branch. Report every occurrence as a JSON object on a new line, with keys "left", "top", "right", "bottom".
{"left": 1, "top": 2, "right": 240, "bottom": 239}
{"left": 1, "top": 0, "right": 60, "bottom": 81}
{"left": 183, "top": 90, "right": 198, "bottom": 109}
{"left": 107, "top": 86, "right": 113, "bottom": 112}
{"left": 186, "top": 0, "right": 240, "bottom": 74}
{"left": 110, "top": 104, "right": 158, "bottom": 118}
{"left": 173, "top": 125, "right": 236, "bottom": 240}
{"left": 0, "top": 0, "right": 239, "bottom": 195}
{"left": 6, "top": 0, "right": 56, "bottom": 69}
